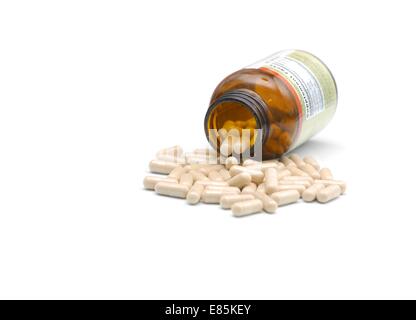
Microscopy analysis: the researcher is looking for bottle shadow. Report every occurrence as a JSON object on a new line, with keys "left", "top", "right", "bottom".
{"left": 290, "top": 138, "right": 345, "bottom": 157}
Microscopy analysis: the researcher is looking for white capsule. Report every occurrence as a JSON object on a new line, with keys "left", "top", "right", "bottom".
{"left": 217, "top": 128, "right": 229, "bottom": 141}
{"left": 155, "top": 181, "right": 189, "bottom": 198}
{"left": 197, "top": 167, "right": 210, "bottom": 176}
{"left": 143, "top": 176, "right": 177, "bottom": 190}
{"left": 227, "top": 172, "right": 252, "bottom": 188}
{"left": 225, "top": 156, "right": 239, "bottom": 169}
{"left": 257, "top": 183, "right": 266, "bottom": 193}
{"left": 242, "top": 182, "right": 257, "bottom": 194}
{"left": 281, "top": 156, "right": 297, "bottom": 168}
{"left": 232, "top": 199, "right": 263, "bottom": 217}
{"left": 274, "top": 184, "right": 306, "bottom": 194}
{"left": 299, "top": 163, "right": 320, "bottom": 179}
{"left": 220, "top": 140, "right": 233, "bottom": 156}
{"left": 287, "top": 166, "right": 310, "bottom": 177}
{"left": 199, "top": 165, "right": 223, "bottom": 175}
{"left": 317, "top": 185, "right": 342, "bottom": 203}
{"left": 229, "top": 165, "right": 264, "bottom": 184}
{"left": 208, "top": 170, "right": 224, "bottom": 181}
{"left": 302, "top": 183, "right": 325, "bottom": 202}
{"left": 168, "top": 166, "right": 186, "bottom": 181}
{"left": 271, "top": 190, "right": 300, "bottom": 206}
{"left": 264, "top": 167, "right": 279, "bottom": 194}
{"left": 227, "top": 128, "right": 241, "bottom": 138}
{"left": 319, "top": 168, "right": 333, "bottom": 180}
{"left": 314, "top": 179, "right": 346, "bottom": 194}
{"left": 149, "top": 160, "right": 180, "bottom": 174}
{"left": 303, "top": 156, "right": 320, "bottom": 170}
{"left": 186, "top": 183, "right": 205, "bottom": 205}
{"left": 289, "top": 153, "right": 306, "bottom": 167}
{"left": 189, "top": 170, "right": 209, "bottom": 181}
{"left": 218, "top": 168, "right": 231, "bottom": 180}
{"left": 201, "top": 188, "right": 239, "bottom": 204}
{"left": 277, "top": 169, "right": 292, "bottom": 179}
{"left": 243, "top": 159, "right": 261, "bottom": 167}
{"left": 228, "top": 165, "right": 246, "bottom": 176}
{"left": 276, "top": 162, "right": 286, "bottom": 170}
{"left": 179, "top": 173, "right": 194, "bottom": 189}
{"left": 232, "top": 139, "right": 250, "bottom": 155}
{"left": 252, "top": 191, "right": 277, "bottom": 213}
{"left": 220, "top": 194, "right": 255, "bottom": 209}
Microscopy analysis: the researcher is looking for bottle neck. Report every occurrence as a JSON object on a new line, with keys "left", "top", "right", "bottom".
{"left": 204, "top": 89, "right": 269, "bottom": 145}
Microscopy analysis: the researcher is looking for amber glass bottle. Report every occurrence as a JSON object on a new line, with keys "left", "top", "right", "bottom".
{"left": 204, "top": 50, "right": 338, "bottom": 160}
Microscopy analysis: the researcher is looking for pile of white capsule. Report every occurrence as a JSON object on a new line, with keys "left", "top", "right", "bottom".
{"left": 143, "top": 145, "right": 346, "bottom": 217}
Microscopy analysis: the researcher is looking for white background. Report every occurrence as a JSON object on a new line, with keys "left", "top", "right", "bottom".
{"left": 1, "top": 0, "right": 415, "bottom": 299}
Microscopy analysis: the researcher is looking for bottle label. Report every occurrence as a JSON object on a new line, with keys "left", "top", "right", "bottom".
{"left": 247, "top": 50, "right": 337, "bottom": 150}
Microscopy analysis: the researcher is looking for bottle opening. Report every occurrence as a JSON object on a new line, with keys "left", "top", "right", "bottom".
{"left": 206, "top": 100, "right": 259, "bottom": 147}
{"left": 204, "top": 89, "right": 269, "bottom": 158}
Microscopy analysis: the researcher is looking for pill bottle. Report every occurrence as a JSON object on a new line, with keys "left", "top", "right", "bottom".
{"left": 204, "top": 49, "right": 337, "bottom": 160}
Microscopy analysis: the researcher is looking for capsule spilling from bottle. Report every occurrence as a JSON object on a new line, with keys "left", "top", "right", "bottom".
{"left": 204, "top": 50, "right": 338, "bottom": 160}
